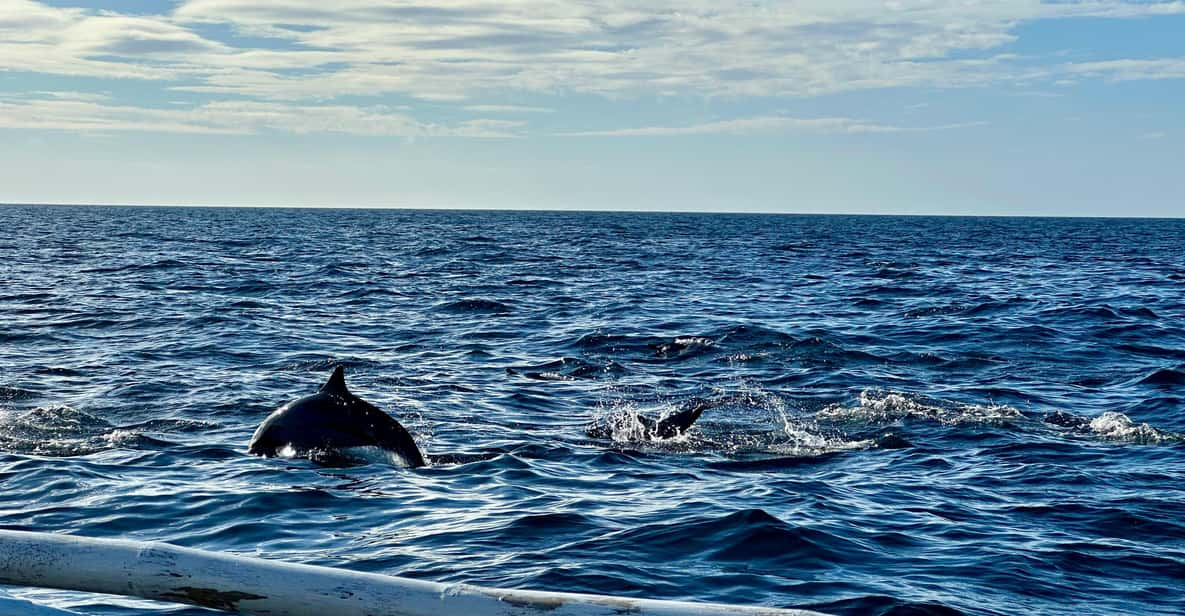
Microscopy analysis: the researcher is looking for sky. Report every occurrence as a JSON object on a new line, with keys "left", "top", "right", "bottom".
{"left": 0, "top": 1, "right": 1182, "bottom": 215}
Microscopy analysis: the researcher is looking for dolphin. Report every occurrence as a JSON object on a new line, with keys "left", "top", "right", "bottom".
{"left": 248, "top": 366, "right": 425, "bottom": 467}
{"left": 585, "top": 397, "right": 721, "bottom": 441}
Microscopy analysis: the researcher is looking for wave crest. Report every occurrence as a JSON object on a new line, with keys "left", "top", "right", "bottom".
{"left": 0, "top": 406, "right": 181, "bottom": 456}
{"left": 1088, "top": 411, "right": 1180, "bottom": 444}
{"left": 818, "top": 390, "right": 1024, "bottom": 426}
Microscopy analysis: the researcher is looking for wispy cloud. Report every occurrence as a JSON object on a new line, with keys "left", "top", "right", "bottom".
{"left": 4, "top": 1, "right": 1185, "bottom": 100}
{"left": 163, "top": 1, "right": 1185, "bottom": 101}
{"left": 1, "top": 1, "right": 1183, "bottom": 136}
{"left": 0, "top": 94, "right": 522, "bottom": 137}
{"left": 463, "top": 105, "right": 556, "bottom": 114}
{"left": 559, "top": 116, "right": 988, "bottom": 137}
{"left": 1064, "top": 58, "right": 1185, "bottom": 82}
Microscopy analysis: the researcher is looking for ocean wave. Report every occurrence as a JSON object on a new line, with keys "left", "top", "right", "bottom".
{"left": 0, "top": 406, "right": 165, "bottom": 456}
{"left": 1136, "top": 366, "right": 1185, "bottom": 386}
{"left": 5, "top": 207, "right": 1185, "bottom": 616}
{"left": 1087, "top": 411, "right": 1181, "bottom": 444}
{"left": 434, "top": 299, "right": 513, "bottom": 314}
{"left": 506, "top": 357, "right": 627, "bottom": 381}
{"left": 816, "top": 390, "right": 1024, "bottom": 426}
{"left": 0, "top": 386, "right": 40, "bottom": 401}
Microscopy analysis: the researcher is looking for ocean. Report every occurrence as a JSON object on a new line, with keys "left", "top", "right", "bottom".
{"left": 1, "top": 205, "right": 1184, "bottom": 615}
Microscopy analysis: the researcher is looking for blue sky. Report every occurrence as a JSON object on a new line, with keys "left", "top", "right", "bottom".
{"left": 1, "top": 1, "right": 1182, "bottom": 215}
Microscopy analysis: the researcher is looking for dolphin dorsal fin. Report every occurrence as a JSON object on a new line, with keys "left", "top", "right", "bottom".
{"left": 320, "top": 365, "right": 350, "bottom": 396}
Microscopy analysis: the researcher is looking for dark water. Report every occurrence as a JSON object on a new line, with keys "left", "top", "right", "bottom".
{"left": 2, "top": 205, "right": 1185, "bottom": 616}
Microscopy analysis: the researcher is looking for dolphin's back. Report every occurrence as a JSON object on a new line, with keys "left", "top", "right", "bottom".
{"left": 249, "top": 368, "right": 425, "bottom": 467}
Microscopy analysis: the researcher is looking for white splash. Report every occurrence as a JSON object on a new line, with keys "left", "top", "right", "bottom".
{"left": 1, "top": 405, "right": 140, "bottom": 456}
{"left": 1089, "top": 412, "right": 1175, "bottom": 444}
{"left": 102, "top": 429, "right": 140, "bottom": 446}
{"left": 341, "top": 446, "right": 414, "bottom": 467}
{"left": 817, "top": 390, "right": 1023, "bottom": 425}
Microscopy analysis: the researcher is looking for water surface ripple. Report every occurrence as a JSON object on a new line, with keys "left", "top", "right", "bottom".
{"left": 2, "top": 206, "right": 1184, "bottom": 615}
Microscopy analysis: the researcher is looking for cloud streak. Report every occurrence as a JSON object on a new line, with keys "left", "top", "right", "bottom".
{"left": 0, "top": 94, "right": 522, "bottom": 137}
{"left": 1065, "top": 59, "right": 1185, "bottom": 82}
{"left": 1, "top": 1, "right": 1183, "bottom": 136}
{"left": 559, "top": 117, "right": 988, "bottom": 137}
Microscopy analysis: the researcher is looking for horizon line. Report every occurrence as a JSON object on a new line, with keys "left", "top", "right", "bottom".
{"left": 1, "top": 202, "right": 1182, "bottom": 220}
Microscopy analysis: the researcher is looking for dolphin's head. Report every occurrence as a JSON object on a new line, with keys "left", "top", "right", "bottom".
{"left": 247, "top": 404, "right": 289, "bottom": 456}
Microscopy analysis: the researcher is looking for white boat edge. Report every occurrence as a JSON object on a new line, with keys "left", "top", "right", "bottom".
{"left": 0, "top": 530, "right": 830, "bottom": 616}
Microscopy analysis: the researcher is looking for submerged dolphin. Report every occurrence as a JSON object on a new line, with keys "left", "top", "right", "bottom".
{"left": 248, "top": 366, "right": 425, "bottom": 467}
{"left": 585, "top": 397, "right": 720, "bottom": 441}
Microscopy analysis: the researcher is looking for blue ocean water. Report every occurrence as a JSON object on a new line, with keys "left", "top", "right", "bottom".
{"left": 2, "top": 205, "right": 1184, "bottom": 616}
